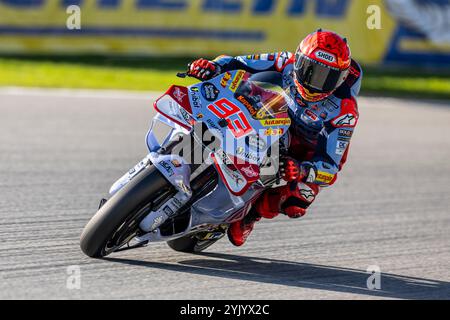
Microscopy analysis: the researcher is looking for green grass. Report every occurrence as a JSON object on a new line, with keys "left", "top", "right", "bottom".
{"left": 0, "top": 55, "right": 449, "bottom": 99}
{"left": 362, "top": 66, "right": 450, "bottom": 100}
{"left": 0, "top": 55, "right": 197, "bottom": 91}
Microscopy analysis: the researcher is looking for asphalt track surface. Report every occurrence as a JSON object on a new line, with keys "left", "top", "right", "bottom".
{"left": 0, "top": 88, "right": 449, "bottom": 300}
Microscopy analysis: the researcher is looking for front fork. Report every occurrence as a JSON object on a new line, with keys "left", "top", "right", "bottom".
{"left": 108, "top": 152, "right": 193, "bottom": 233}
{"left": 138, "top": 152, "right": 192, "bottom": 232}
{"left": 110, "top": 118, "right": 217, "bottom": 235}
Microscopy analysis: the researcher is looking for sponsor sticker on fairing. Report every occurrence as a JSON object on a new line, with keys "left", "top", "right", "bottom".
{"left": 158, "top": 160, "right": 174, "bottom": 177}
{"left": 150, "top": 215, "right": 165, "bottom": 231}
{"left": 236, "top": 147, "right": 260, "bottom": 163}
{"left": 245, "top": 134, "right": 266, "bottom": 151}
{"left": 230, "top": 70, "right": 246, "bottom": 92}
{"left": 201, "top": 82, "right": 219, "bottom": 102}
{"left": 264, "top": 128, "right": 284, "bottom": 136}
{"left": 179, "top": 107, "right": 191, "bottom": 123}
{"left": 220, "top": 72, "right": 232, "bottom": 88}
{"left": 259, "top": 118, "right": 291, "bottom": 126}
{"left": 206, "top": 118, "right": 220, "bottom": 130}
{"left": 190, "top": 88, "right": 202, "bottom": 108}
{"left": 237, "top": 95, "right": 258, "bottom": 116}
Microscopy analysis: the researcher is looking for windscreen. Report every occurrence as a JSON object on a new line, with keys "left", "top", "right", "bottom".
{"left": 233, "top": 80, "right": 291, "bottom": 121}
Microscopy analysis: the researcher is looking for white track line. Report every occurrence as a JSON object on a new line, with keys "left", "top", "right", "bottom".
{"left": 0, "top": 87, "right": 160, "bottom": 100}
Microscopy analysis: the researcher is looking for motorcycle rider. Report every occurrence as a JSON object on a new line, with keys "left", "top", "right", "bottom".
{"left": 186, "top": 30, "right": 362, "bottom": 246}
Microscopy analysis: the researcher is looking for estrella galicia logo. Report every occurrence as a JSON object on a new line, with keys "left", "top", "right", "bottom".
{"left": 201, "top": 82, "right": 219, "bottom": 102}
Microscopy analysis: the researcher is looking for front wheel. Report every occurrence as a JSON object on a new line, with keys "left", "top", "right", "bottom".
{"left": 80, "top": 165, "right": 174, "bottom": 258}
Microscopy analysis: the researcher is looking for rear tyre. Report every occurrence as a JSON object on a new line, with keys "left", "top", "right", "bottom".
{"left": 80, "top": 165, "right": 173, "bottom": 258}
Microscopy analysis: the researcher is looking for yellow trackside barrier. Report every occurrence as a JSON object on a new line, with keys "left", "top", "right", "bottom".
{"left": 0, "top": 0, "right": 448, "bottom": 65}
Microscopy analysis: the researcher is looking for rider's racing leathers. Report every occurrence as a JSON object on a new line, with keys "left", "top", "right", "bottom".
{"left": 212, "top": 52, "right": 362, "bottom": 219}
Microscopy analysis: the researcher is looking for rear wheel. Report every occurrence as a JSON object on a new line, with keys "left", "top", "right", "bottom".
{"left": 80, "top": 165, "right": 174, "bottom": 258}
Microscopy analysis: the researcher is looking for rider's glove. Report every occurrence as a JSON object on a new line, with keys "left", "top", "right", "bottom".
{"left": 298, "top": 161, "right": 317, "bottom": 184}
{"left": 280, "top": 158, "right": 317, "bottom": 184}
{"left": 279, "top": 156, "right": 301, "bottom": 182}
{"left": 187, "top": 58, "right": 221, "bottom": 80}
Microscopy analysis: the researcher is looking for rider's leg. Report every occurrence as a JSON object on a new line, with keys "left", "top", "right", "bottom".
{"left": 227, "top": 207, "right": 261, "bottom": 247}
{"left": 280, "top": 181, "right": 320, "bottom": 218}
{"left": 227, "top": 181, "right": 320, "bottom": 246}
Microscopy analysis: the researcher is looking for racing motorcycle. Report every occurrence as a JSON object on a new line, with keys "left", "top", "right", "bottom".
{"left": 80, "top": 70, "right": 294, "bottom": 258}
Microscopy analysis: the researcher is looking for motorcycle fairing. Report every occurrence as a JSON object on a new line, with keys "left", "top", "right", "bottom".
{"left": 153, "top": 85, "right": 194, "bottom": 131}
{"left": 145, "top": 113, "right": 190, "bottom": 154}
{"left": 104, "top": 71, "right": 298, "bottom": 247}
{"left": 210, "top": 150, "right": 260, "bottom": 196}
{"left": 109, "top": 154, "right": 152, "bottom": 195}
{"left": 134, "top": 71, "right": 293, "bottom": 239}
{"left": 187, "top": 70, "right": 291, "bottom": 196}
{"left": 148, "top": 153, "right": 192, "bottom": 196}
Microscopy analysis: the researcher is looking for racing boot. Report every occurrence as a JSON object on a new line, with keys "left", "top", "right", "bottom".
{"left": 227, "top": 208, "right": 261, "bottom": 246}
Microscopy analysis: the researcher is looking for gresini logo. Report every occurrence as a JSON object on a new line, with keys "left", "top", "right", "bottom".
{"left": 173, "top": 87, "right": 186, "bottom": 104}
{"left": 240, "top": 166, "right": 258, "bottom": 178}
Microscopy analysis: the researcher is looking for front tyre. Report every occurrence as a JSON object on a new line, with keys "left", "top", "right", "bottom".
{"left": 80, "top": 165, "right": 173, "bottom": 258}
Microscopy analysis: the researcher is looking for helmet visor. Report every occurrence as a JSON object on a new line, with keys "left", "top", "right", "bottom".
{"left": 294, "top": 53, "right": 348, "bottom": 93}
